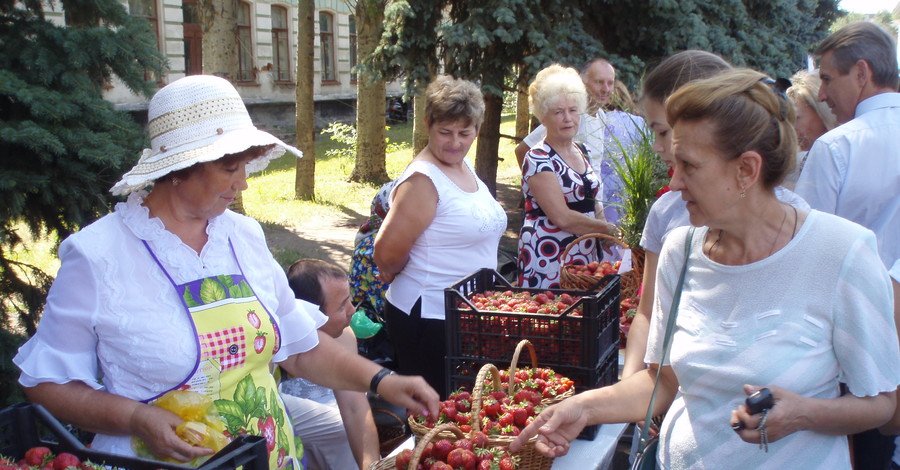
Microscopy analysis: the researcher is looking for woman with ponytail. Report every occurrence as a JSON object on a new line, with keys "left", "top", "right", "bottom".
{"left": 511, "top": 69, "right": 900, "bottom": 469}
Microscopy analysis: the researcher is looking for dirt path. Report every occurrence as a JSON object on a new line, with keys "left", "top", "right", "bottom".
{"left": 262, "top": 179, "right": 524, "bottom": 270}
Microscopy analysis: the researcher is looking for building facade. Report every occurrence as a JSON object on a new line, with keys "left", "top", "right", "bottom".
{"left": 44, "top": 0, "right": 403, "bottom": 132}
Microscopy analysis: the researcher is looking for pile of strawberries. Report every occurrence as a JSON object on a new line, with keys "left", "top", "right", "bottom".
{"left": 489, "top": 368, "right": 575, "bottom": 402}
{"left": 458, "top": 290, "right": 582, "bottom": 316}
{"left": 564, "top": 260, "right": 620, "bottom": 278}
{"left": 412, "top": 387, "right": 545, "bottom": 437}
{"left": 2, "top": 447, "right": 93, "bottom": 470}
{"left": 393, "top": 431, "right": 518, "bottom": 470}
{"left": 619, "top": 296, "right": 639, "bottom": 349}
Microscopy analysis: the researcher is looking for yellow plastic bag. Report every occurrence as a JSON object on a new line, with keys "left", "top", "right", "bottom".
{"left": 132, "top": 390, "right": 230, "bottom": 466}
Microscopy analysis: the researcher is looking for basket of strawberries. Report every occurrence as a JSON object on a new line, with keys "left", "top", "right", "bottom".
{"left": 368, "top": 423, "right": 520, "bottom": 470}
{"left": 478, "top": 340, "right": 576, "bottom": 407}
{"left": 409, "top": 364, "right": 553, "bottom": 470}
{"left": 559, "top": 233, "right": 626, "bottom": 292}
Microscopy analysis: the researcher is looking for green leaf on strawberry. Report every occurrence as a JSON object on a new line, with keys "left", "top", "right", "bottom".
{"left": 183, "top": 286, "right": 200, "bottom": 308}
{"left": 217, "top": 275, "right": 235, "bottom": 288}
{"left": 239, "top": 280, "right": 254, "bottom": 298}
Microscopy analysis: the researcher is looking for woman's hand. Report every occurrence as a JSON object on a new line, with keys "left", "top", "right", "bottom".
{"left": 129, "top": 404, "right": 216, "bottom": 462}
{"left": 508, "top": 398, "right": 587, "bottom": 457}
{"left": 730, "top": 384, "right": 804, "bottom": 445}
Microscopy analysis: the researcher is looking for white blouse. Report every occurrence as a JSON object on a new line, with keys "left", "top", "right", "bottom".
{"left": 14, "top": 192, "right": 321, "bottom": 455}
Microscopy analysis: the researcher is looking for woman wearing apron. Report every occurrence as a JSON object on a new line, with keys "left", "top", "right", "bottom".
{"left": 14, "top": 75, "right": 439, "bottom": 468}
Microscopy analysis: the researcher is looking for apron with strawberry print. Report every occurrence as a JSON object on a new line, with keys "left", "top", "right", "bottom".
{"left": 143, "top": 240, "right": 303, "bottom": 470}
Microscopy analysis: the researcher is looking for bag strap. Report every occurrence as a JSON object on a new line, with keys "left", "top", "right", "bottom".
{"left": 637, "top": 226, "right": 695, "bottom": 451}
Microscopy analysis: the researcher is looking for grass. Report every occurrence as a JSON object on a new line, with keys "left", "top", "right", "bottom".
{"left": 10, "top": 114, "right": 524, "bottom": 275}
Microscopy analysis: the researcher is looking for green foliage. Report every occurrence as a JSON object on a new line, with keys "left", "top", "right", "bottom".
{"left": 321, "top": 122, "right": 410, "bottom": 160}
{"left": 609, "top": 124, "right": 670, "bottom": 249}
{"left": 579, "top": 0, "right": 840, "bottom": 82}
{"left": 0, "top": 0, "right": 167, "bottom": 334}
{"left": 0, "top": 327, "right": 27, "bottom": 407}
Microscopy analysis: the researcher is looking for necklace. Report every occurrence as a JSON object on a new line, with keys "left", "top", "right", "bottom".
{"left": 766, "top": 205, "right": 789, "bottom": 257}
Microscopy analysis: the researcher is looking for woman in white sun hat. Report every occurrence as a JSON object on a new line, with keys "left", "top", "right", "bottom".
{"left": 14, "top": 75, "right": 438, "bottom": 469}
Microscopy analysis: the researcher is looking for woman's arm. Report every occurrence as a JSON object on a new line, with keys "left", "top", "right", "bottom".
{"left": 278, "top": 331, "right": 439, "bottom": 417}
{"left": 734, "top": 385, "right": 896, "bottom": 444}
{"left": 331, "top": 329, "right": 380, "bottom": 469}
{"left": 373, "top": 173, "right": 438, "bottom": 283}
{"left": 621, "top": 250, "right": 660, "bottom": 379}
{"left": 527, "top": 171, "right": 614, "bottom": 236}
{"left": 509, "top": 364, "right": 678, "bottom": 457}
{"left": 23, "top": 382, "right": 212, "bottom": 462}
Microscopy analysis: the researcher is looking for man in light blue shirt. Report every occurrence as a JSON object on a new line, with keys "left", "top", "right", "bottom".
{"left": 796, "top": 20, "right": 900, "bottom": 470}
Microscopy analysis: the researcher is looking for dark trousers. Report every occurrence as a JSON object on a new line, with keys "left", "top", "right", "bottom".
{"left": 852, "top": 428, "right": 895, "bottom": 470}
{"left": 384, "top": 298, "right": 448, "bottom": 399}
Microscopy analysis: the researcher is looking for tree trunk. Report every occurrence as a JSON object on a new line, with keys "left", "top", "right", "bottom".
{"left": 349, "top": 0, "right": 389, "bottom": 184}
{"left": 515, "top": 81, "right": 530, "bottom": 140}
{"left": 474, "top": 93, "right": 502, "bottom": 197}
{"left": 294, "top": 0, "right": 316, "bottom": 200}
{"left": 412, "top": 94, "right": 428, "bottom": 156}
{"left": 199, "top": 0, "right": 239, "bottom": 80}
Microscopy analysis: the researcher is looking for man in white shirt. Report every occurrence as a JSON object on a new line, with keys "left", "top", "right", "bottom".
{"left": 795, "top": 21, "right": 900, "bottom": 470}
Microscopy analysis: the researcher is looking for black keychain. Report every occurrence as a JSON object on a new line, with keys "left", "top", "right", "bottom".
{"left": 732, "top": 387, "right": 775, "bottom": 431}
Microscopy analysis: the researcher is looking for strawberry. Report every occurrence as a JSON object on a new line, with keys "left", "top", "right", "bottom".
{"left": 469, "top": 431, "right": 488, "bottom": 449}
{"left": 432, "top": 439, "right": 453, "bottom": 461}
{"left": 431, "top": 462, "right": 454, "bottom": 470}
{"left": 446, "top": 448, "right": 477, "bottom": 470}
{"left": 52, "top": 453, "right": 81, "bottom": 470}
{"left": 478, "top": 460, "right": 492, "bottom": 470}
{"left": 394, "top": 449, "right": 412, "bottom": 470}
{"left": 247, "top": 310, "right": 261, "bottom": 328}
{"left": 253, "top": 331, "right": 267, "bottom": 353}
{"left": 453, "top": 439, "right": 474, "bottom": 452}
{"left": 257, "top": 415, "right": 276, "bottom": 452}
{"left": 512, "top": 408, "right": 529, "bottom": 427}
{"left": 499, "top": 456, "right": 516, "bottom": 470}
{"left": 498, "top": 412, "right": 514, "bottom": 427}
{"left": 277, "top": 448, "right": 286, "bottom": 468}
{"left": 25, "top": 447, "right": 51, "bottom": 467}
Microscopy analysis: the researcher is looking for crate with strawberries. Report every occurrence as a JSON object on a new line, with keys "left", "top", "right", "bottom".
{"left": 0, "top": 403, "right": 267, "bottom": 470}
{"left": 445, "top": 268, "right": 619, "bottom": 382}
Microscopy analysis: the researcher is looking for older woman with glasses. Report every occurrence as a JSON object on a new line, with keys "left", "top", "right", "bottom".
{"left": 511, "top": 69, "right": 899, "bottom": 468}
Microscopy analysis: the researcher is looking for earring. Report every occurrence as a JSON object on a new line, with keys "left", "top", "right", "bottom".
{"left": 172, "top": 178, "right": 180, "bottom": 186}
{"left": 740, "top": 190, "right": 746, "bottom": 198}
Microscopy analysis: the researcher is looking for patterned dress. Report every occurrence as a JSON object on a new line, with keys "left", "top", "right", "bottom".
{"left": 349, "top": 181, "right": 394, "bottom": 321}
{"left": 517, "top": 142, "right": 602, "bottom": 289}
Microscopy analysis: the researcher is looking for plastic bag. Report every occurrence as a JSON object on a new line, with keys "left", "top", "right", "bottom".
{"left": 350, "top": 310, "right": 382, "bottom": 339}
{"left": 132, "top": 390, "right": 229, "bottom": 466}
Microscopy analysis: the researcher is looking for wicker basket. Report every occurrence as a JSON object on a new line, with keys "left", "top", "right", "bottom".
{"left": 373, "top": 407, "right": 410, "bottom": 457}
{"left": 368, "top": 423, "right": 465, "bottom": 470}
{"left": 507, "top": 339, "right": 574, "bottom": 406}
{"left": 559, "top": 233, "right": 643, "bottom": 300}
{"left": 469, "top": 364, "right": 554, "bottom": 470}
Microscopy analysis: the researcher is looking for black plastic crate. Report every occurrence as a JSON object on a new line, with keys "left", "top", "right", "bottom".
{"left": 445, "top": 350, "right": 618, "bottom": 440}
{"left": 0, "top": 402, "right": 267, "bottom": 470}
{"left": 445, "top": 268, "right": 620, "bottom": 376}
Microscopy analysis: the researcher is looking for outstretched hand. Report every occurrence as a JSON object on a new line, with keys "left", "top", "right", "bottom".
{"left": 129, "top": 404, "right": 215, "bottom": 462}
{"left": 509, "top": 399, "right": 587, "bottom": 458}
{"left": 376, "top": 373, "right": 440, "bottom": 419}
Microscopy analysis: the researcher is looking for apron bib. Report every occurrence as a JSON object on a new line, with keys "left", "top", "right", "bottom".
{"left": 143, "top": 240, "right": 303, "bottom": 470}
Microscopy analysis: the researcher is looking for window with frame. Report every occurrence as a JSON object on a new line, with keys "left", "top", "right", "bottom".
{"left": 237, "top": 2, "right": 254, "bottom": 82}
{"left": 319, "top": 11, "right": 336, "bottom": 82}
{"left": 128, "top": 0, "right": 161, "bottom": 80}
{"left": 349, "top": 15, "right": 357, "bottom": 83}
{"left": 271, "top": 5, "right": 291, "bottom": 82}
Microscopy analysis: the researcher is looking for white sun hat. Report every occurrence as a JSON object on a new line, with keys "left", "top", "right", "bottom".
{"left": 111, "top": 75, "right": 302, "bottom": 195}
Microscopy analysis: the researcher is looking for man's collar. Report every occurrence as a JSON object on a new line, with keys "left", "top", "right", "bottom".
{"left": 854, "top": 91, "right": 900, "bottom": 118}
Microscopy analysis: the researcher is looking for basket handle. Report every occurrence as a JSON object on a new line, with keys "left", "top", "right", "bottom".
{"left": 409, "top": 423, "right": 466, "bottom": 468}
{"left": 560, "top": 232, "right": 629, "bottom": 266}
{"left": 507, "top": 340, "right": 538, "bottom": 397}
{"left": 469, "top": 363, "right": 502, "bottom": 433}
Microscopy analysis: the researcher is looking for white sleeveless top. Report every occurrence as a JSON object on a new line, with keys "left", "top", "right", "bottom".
{"left": 385, "top": 159, "right": 507, "bottom": 320}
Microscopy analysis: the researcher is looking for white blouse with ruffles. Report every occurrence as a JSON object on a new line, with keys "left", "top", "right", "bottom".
{"left": 14, "top": 191, "right": 322, "bottom": 456}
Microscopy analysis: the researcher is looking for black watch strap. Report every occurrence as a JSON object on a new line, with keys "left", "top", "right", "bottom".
{"left": 369, "top": 367, "right": 394, "bottom": 394}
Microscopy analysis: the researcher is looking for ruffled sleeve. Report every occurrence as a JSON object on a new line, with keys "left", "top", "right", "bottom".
{"left": 14, "top": 235, "right": 104, "bottom": 389}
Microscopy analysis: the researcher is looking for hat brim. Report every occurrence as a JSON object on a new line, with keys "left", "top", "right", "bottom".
{"left": 110, "top": 127, "right": 302, "bottom": 196}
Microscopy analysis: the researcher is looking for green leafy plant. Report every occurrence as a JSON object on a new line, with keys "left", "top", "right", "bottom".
{"left": 608, "top": 122, "right": 670, "bottom": 249}
{"left": 321, "top": 122, "right": 409, "bottom": 160}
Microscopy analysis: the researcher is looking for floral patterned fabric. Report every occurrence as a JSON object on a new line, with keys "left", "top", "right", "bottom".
{"left": 517, "top": 142, "right": 601, "bottom": 289}
{"left": 349, "top": 181, "right": 394, "bottom": 320}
